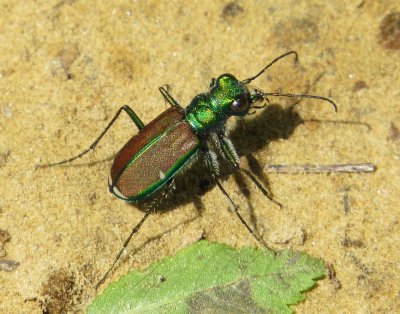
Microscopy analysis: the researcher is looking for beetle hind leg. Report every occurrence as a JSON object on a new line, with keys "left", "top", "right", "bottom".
{"left": 95, "top": 210, "right": 151, "bottom": 290}
{"left": 37, "top": 105, "right": 145, "bottom": 168}
{"left": 159, "top": 86, "right": 183, "bottom": 109}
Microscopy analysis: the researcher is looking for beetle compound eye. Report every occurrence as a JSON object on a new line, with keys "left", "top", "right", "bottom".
{"left": 230, "top": 94, "right": 249, "bottom": 114}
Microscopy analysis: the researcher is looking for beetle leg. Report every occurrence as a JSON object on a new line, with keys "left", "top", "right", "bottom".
{"left": 158, "top": 86, "right": 183, "bottom": 109}
{"left": 203, "top": 146, "right": 272, "bottom": 250}
{"left": 209, "top": 77, "right": 217, "bottom": 88}
{"left": 216, "top": 133, "right": 282, "bottom": 208}
{"left": 161, "top": 178, "right": 176, "bottom": 200}
{"left": 38, "top": 105, "right": 144, "bottom": 167}
{"left": 216, "top": 133, "right": 240, "bottom": 167}
{"left": 95, "top": 210, "right": 151, "bottom": 290}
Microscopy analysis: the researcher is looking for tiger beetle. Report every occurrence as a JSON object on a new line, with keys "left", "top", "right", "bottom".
{"left": 39, "top": 51, "right": 337, "bottom": 289}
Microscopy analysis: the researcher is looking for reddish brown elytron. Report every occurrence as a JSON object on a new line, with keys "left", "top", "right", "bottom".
{"left": 110, "top": 107, "right": 200, "bottom": 201}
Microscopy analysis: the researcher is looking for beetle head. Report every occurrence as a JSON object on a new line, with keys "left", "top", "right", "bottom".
{"left": 210, "top": 74, "right": 262, "bottom": 117}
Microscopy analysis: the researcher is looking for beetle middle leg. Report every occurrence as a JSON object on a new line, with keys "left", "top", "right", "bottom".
{"left": 203, "top": 146, "right": 272, "bottom": 251}
{"left": 215, "top": 132, "right": 283, "bottom": 208}
{"left": 38, "top": 105, "right": 145, "bottom": 167}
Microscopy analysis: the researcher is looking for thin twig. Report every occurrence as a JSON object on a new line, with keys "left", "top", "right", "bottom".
{"left": 264, "top": 163, "right": 376, "bottom": 174}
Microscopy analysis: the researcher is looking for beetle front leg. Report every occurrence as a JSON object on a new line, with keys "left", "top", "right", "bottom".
{"left": 38, "top": 105, "right": 145, "bottom": 167}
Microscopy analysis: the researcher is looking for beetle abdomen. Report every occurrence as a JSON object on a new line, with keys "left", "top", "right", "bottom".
{"left": 111, "top": 107, "right": 184, "bottom": 179}
{"left": 110, "top": 119, "right": 200, "bottom": 202}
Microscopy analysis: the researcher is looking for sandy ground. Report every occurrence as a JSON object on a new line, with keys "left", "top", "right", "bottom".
{"left": 1, "top": 1, "right": 399, "bottom": 313}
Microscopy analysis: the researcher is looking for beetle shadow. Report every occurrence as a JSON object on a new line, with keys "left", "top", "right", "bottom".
{"left": 134, "top": 103, "right": 303, "bottom": 214}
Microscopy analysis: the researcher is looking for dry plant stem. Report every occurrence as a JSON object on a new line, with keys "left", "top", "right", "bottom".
{"left": 264, "top": 163, "right": 376, "bottom": 174}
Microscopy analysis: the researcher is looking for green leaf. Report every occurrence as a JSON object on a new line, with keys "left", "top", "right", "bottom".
{"left": 88, "top": 241, "right": 325, "bottom": 314}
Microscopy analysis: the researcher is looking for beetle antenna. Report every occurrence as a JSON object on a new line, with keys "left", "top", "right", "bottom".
{"left": 258, "top": 92, "right": 337, "bottom": 112}
{"left": 95, "top": 211, "right": 151, "bottom": 290}
{"left": 242, "top": 51, "right": 298, "bottom": 84}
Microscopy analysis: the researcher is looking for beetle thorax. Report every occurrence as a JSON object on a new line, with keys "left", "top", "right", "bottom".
{"left": 184, "top": 92, "right": 228, "bottom": 133}
{"left": 184, "top": 74, "right": 251, "bottom": 133}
